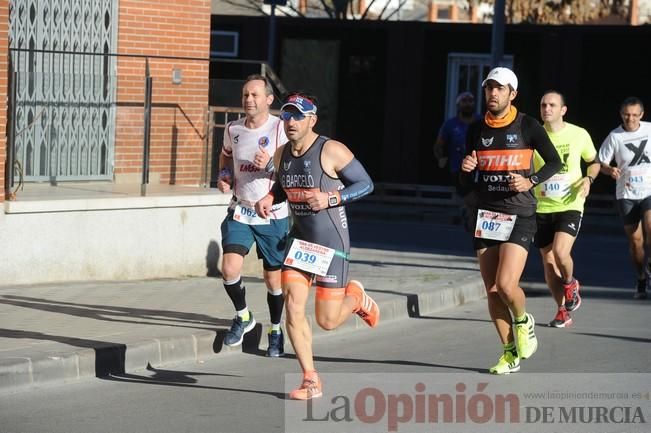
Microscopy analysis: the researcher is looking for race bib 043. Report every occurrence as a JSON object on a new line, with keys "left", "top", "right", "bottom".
{"left": 624, "top": 165, "right": 651, "bottom": 199}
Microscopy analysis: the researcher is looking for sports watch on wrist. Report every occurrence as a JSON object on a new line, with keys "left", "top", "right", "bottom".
{"left": 529, "top": 175, "right": 540, "bottom": 186}
{"left": 327, "top": 192, "right": 339, "bottom": 207}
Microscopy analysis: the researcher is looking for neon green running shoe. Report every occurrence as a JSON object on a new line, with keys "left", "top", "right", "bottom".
{"left": 489, "top": 350, "right": 520, "bottom": 375}
{"left": 515, "top": 313, "right": 538, "bottom": 359}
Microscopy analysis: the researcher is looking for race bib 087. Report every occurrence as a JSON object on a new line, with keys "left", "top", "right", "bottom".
{"left": 474, "top": 209, "right": 517, "bottom": 241}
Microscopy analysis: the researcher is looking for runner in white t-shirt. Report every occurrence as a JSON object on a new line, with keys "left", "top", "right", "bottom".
{"left": 598, "top": 96, "right": 651, "bottom": 299}
{"left": 216, "top": 75, "right": 289, "bottom": 355}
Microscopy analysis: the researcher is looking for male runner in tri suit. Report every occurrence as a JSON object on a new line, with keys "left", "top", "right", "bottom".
{"left": 216, "top": 75, "right": 289, "bottom": 357}
{"left": 598, "top": 96, "right": 651, "bottom": 299}
{"left": 256, "top": 92, "right": 379, "bottom": 400}
{"left": 460, "top": 67, "right": 562, "bottom": 375}
{"left": 534, "top": 90, "right": 600, "bottom": 327}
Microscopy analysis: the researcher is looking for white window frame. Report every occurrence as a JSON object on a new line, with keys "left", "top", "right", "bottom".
{"left": 444, "top": 53, "right": 514, "bottom": 119}
{"left": 210, "top": 31, "right": 239, "bottom": 58}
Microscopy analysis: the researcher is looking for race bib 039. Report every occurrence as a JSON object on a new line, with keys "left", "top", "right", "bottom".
{"left": 283, "top": 239, "right": 336, "bottom": 276}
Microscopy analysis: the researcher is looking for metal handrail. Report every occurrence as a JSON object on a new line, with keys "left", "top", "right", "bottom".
{"left": 6, "top": 47, "right": 287, "bottom": 197}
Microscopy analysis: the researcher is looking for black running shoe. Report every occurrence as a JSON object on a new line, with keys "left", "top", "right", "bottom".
{"left": 634, "top": 280, "right": 647, "bottom": 300}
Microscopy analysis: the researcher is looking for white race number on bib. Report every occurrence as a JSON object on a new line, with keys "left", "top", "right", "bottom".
{"left": 475, "top": 209, "right": 517, "bottom": 241}
{"left": 540, "top": 173, "right": 571, "bottom": 198}
{"left": 233, "top": 203, "right": 270, "bottom": 225}
{"left": 284, "top": 239, "right": 336, "bottom": 276}
{"left": 624, "top": 165, "right": 651, "bottom": 199}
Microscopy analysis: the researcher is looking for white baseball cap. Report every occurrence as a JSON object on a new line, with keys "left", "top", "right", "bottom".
{"left": 481, "top": 67, "right": 518, "bottom": 91}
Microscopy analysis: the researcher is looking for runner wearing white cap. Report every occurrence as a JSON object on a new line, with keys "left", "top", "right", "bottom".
{"left": 460, "top": 67, "right": 562, "bottom": 374}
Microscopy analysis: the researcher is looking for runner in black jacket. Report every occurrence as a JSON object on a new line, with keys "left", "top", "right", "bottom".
{"left": 459, "top": 67, "right": 562, "bottom": 374}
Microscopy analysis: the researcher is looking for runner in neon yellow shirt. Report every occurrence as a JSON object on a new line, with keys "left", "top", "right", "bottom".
{"left": 533, "top": 91, "right": 600, "bottom": 328}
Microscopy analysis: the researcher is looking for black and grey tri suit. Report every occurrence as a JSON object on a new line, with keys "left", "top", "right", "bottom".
{"left": 278, "top": 136, "right": 351, "bottom": 288}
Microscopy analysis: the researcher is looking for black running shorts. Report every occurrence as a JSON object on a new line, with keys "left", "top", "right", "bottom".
{"left": 616, "top": 197, "right": 651, "bottom": 227}
{"left": 534, "top": 210, "right": 583, "bottom": 249}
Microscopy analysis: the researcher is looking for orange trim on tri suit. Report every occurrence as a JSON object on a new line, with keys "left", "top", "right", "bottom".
{"left": 315, "top": 287, "right": 346, "bottom": 301}
{"left": 484, "top": 106, "right": 518, "bottom": 128}
{"left": 476, "top": 149, "right": 533, "bottom": 171}
{"left": 281, "top": 269, "right": 312, "bottom": 286}
{"left": 284, "top": 188, "right": 321, "bottom": 203}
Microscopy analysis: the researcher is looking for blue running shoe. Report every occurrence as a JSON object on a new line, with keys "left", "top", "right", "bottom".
{"left": 224, "top": 313, "right": 256, "bottom": 347}
{"left": 266, "top": 328, "right": 284, "bottom": 357}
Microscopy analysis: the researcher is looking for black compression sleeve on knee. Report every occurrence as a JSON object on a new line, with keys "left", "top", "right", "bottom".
{"left": 224, "top": 279, "right": 247, "bottom": 311}
{"left": 267, "top": 291, "right": 284, "bottom": 325}
{"left": 336, "top": 158, "right": 374, "bottom": 204}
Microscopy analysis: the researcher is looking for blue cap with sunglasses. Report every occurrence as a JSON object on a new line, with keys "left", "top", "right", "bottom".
{"left": 281, "top": 95, "right": 318, "bottom": 116}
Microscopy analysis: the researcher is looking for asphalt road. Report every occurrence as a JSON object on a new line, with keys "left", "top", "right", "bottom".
{"left": 1, "top": 220, "right": 647, "bottom": 433}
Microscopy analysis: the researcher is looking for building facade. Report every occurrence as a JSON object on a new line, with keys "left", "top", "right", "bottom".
{"left": 2, "top": 0, "right": 212, "bottom": 202}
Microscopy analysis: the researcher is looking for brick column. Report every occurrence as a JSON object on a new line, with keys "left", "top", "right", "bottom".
{"left": 0, "top": 0, "right": 8, "bottom": 202}
{"left": 469, "top": 3, "right": 479, "bottom": 23}
{"left": 428, "top": 0, "right": 438, "bottom": 22}
{"left": 449, "top": 3, "right": 459, "bottom": 22}
{"left": 629, "top": 0, "right": 639, "bottom": 25}
{"left": 358, "top": 0, "right": 366, "bottom": 15}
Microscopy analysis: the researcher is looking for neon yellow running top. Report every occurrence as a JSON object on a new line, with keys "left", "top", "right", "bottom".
{"left": 533, "top": 122, "right": 597, "bottom": 213}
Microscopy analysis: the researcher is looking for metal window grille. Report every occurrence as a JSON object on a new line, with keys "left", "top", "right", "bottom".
{"left": 9, "top": 0, "right": 118, "bottom": 181}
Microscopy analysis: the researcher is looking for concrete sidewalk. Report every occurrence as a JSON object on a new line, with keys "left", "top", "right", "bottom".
{"left": 0, "top": 246, "right": 484, "bottom": 395}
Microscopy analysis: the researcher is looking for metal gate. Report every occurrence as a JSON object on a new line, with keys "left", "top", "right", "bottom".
{"left": 9, "top": 0, "right": 118, "bottom": 181}
{"left": 444, "top": 53, "right": 514, "bottom": 120}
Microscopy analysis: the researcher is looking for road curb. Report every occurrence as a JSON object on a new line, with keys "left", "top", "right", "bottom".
{"left": 0, "top": 277, "right": 486, "bottom": 395}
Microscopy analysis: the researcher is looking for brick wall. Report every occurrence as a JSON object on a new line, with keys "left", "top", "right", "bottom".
{"left": 116, "top": 0, "right": 211, "bottom": 185}
{"left": 0, "top": 0, "right": 8, "bottom": 201}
